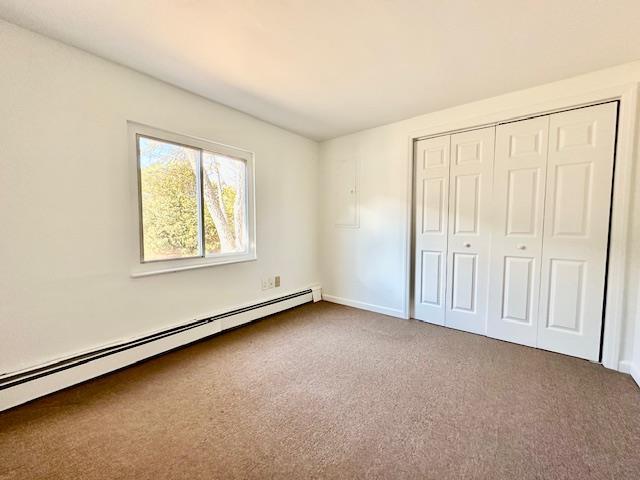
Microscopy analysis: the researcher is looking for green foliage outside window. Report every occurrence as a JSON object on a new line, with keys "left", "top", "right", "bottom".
{"left": 139, "top": 144, "right": 241, "bottom": 261}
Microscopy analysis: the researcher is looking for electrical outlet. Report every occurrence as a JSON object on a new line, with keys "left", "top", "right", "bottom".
{"left": 261, "top": 276, "right": 279, "bottom": 290}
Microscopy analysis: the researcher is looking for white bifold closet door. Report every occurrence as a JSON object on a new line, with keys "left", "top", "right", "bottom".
{"left": 536, "top": 103, "right": 617, "bottom": 360}
{"left": 413, "top": 127, "right": 494, "bottom": 334}
{"left": 487, "top": 116, "right": 550, "bottom": 347}
{"left": 488, "top": 102, "right": 617, "bottom": 360}
{"left": 413, "top": 135, "right": 450, "bottom": 325}
{"left": 413, "top": 102, "right": 616, "bottom": 361}
{"left": 445, "top": 128, "right": 495, "bottom": 334}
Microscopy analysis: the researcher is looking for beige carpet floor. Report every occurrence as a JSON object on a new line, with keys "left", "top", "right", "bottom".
{"left": 1, "top": 301, "right": 639, "bottom": 479}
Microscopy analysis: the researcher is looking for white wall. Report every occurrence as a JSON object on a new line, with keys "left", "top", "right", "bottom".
{"left": 320, "top": 61, "right": 640, "bottom": 366}
{"left": 633, "top": 293, "right": 640, "bottom": 384}
{"left": 0, "top": 20, "right": 320, "bottom": 375}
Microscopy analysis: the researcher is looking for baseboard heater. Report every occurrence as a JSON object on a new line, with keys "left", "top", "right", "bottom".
{"left": 0, "top": 288, "right": 316, "bottom": 411}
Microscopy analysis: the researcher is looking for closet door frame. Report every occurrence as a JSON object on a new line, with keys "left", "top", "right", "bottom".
{"left": 405, "top": 83, "right": 639, "bottom": 372}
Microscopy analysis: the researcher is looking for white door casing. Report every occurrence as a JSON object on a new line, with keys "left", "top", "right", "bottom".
{"left": 487, "top": 116, "right": 550, "bottom": 347}
{"left": 413, "top": 135, "right": 450, "bottom": 325}
{"left": 445, "top": 127, "right": 495, "bottom": 334}
{"left": 537, "top": 102, "right": 617, "bottom": 360}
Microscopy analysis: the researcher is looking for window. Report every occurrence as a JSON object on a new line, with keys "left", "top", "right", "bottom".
{"left": 130, "top": 123, "right": 255, "bottom": 275}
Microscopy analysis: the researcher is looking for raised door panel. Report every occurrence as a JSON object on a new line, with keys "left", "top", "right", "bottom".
{"left": 453, "top": 174, "right": 480, "bottom": 235}
{"left": 538, "top": 102, "right": 617, "bottom": 360}
{"left": 502, "top": 256, "right": 535, "bottom": 323}
{"left": 487, "top": 116, "right": 549, "bottom": 347}
{"left": 455, "top": 140, "right": 483, "bottom": 165}
{"left": 445, "top": 127, "right": 494, "bottom": 335}
{"left": 420, "top": 251, "right": 443, "bottom": 306}
{"left": 422, "top": 177, "right": 446, "bottom": 234}
{"left": 413, "top": 135, "right": 450, "bottom": 325}
{"left": 506, "top": 168, "right": 540, "bottom": 236}
{"left": 424, "top": 145, "right": 447, "bottom": 168}
{"left": 451, "top": 253, "right": 477, "bottom": 312}
{"left": 546, "top": 260, "right": 586, "bottom": 332}
{"left": 551, "top": 162, "right": 593, "bottom": 237}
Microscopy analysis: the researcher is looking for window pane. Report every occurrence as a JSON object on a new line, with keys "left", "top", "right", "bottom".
{"left": 138, "top": 136, "right": 201, "bottom": 261}
{"left": 202, "top": 151, "right": 247, "bottom": 255}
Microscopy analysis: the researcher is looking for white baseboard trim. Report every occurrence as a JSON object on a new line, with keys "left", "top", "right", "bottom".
{"left": 0, "top": 286, "right": 319, "bottom": 412}
{"left": 321, "top": 294, "right": 405, "bottom": 319}
{"left": 616, "top": 361, "right": 640, "bottom": 388}
{"left": 630, "top": 363, "right": 640, "bottom": 388}
{"left": 618, "top": 360, "right": 632, "bottom": 374}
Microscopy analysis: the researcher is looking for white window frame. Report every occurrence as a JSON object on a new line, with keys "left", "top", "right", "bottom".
{"left": 128, "top": 122, "right": 256, "bottom": 277}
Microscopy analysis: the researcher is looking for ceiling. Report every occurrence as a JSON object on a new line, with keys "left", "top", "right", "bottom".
{"left": 1, "top": 1, "right": 640, "bottom": 141}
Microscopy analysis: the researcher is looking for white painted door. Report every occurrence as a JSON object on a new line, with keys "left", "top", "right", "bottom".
{"left": 413, "top": 135, "right": 450, "bottom": 325}
{"left": 487, "top": 116, "right": 549, "bottom": 347}
{"left": 445, "top": 127, "right": 495, "bottom": 334}
{"left": 537, "top": 102, "right": 617, "bottom": 361}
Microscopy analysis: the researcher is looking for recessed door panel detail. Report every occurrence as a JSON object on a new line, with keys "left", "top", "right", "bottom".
{"left": 557, "top": 121, "right": 596, "bottom": 151}
{"left": 501, "top": 257, "right": 534, "bottom": 323}
{"left": 420, "top": 251, "right": 442, "bottom": 306}
{"left": 453, "top": 174, "right": 480, "bottom": 235}
{"left": 509, "top": 131, "right": 542, "bottom": 157}
{"left": 506, "top": 168, "right": 540, "bottom": 236}
{"left": 456, "top": 141, "right": 482, "bottom": 165}
{"left": 546, "top": 259, "right": 585, "bottom": 333}
{"left": 451, "top": 253, "right": 477, "bottom": 312}
{"left": 422, "top": 177, "right": 445, "bottom": 233}
{"left": 424, "top": 147, "right": 446, "bottom": 168}
{"left": 552, "top": 162, "right": 593, "bottom": 237}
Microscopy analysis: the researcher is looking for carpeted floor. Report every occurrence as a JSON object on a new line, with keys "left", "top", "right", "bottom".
{"left": 1, "top": 301, "right": 639, "bottom": 479}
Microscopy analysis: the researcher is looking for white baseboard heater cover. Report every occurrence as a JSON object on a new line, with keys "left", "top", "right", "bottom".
{"left": 0, "top": 288, "right": 316, "bottom": 412}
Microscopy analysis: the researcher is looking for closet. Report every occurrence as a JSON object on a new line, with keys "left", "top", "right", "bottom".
{"left": 412, "top": 102, "right": 618, "bottom": 361}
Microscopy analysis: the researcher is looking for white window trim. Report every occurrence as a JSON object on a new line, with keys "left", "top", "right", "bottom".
{"left": 128, "top": 122, "right": 257, "bottom": 277}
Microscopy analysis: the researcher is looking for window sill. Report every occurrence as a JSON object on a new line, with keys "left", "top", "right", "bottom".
{"left": 130, "top": 254, "right": 257, "bottom": 278}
